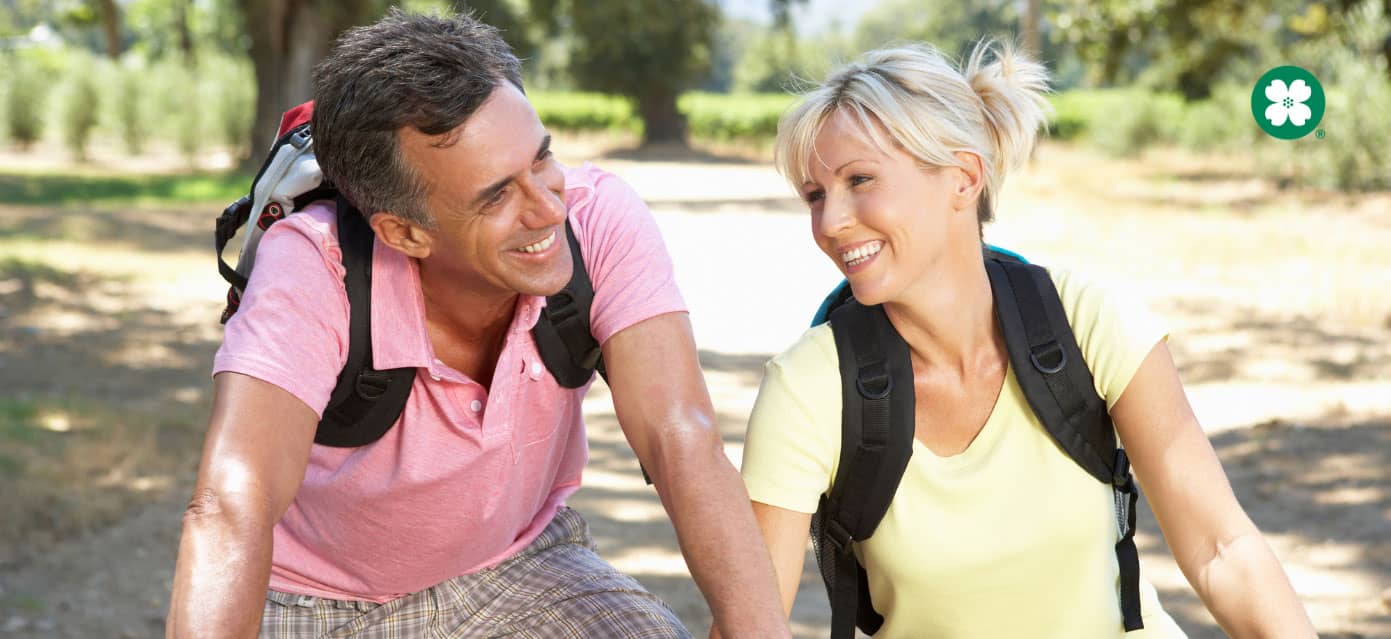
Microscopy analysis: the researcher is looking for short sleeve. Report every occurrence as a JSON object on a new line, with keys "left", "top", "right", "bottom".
{"left": 213, "top": 211, "right": 351, "bottom": 417}
{"left": 740, "top": 325, "right": 843, "bottom": 514}
{"left": 567, "top": 166, "right": 687, "bottom": 344}
{"left": 1050, "top": 268, "right": 1170, "bottom": 410}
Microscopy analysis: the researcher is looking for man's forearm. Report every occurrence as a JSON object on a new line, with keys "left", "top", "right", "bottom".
{"left": 166, "top": 491, "right": 276, "bottom": 639}
{"left": 650, "top": 437, "right": 791, "bottom": 638}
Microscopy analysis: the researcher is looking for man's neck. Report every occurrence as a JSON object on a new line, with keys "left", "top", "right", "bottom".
{"left": 417, "top": 260, "right": 520, "bottom": 389}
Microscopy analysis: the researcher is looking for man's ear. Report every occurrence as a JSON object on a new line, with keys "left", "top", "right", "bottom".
{"left": 369, "top": 212, "right": 433, "bottom": 258}
{"left": 950, "top": 150, "right": 986, "bottom": 212}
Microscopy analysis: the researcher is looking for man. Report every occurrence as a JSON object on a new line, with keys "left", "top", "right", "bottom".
{"left": 167, "top": 10, "right": 789, "bottom": 638}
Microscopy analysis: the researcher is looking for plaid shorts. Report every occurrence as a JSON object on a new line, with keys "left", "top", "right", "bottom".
{"left": 259, "top": 507, "right": 691, "bottom": 638}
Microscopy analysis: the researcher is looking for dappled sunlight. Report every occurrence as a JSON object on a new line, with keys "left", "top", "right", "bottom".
{"left": 606, "top": 546, "right": 692, "bottom": 578}
{"left": 37, "top": 411, "right": 72, "bottom": 433}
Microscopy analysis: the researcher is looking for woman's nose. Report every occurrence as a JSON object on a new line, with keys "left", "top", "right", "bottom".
{"left": 817, "top": 195, "right": 854, "bottom": 238}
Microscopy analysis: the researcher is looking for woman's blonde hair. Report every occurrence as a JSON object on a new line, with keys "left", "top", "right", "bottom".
{"left": 774, "top": 40, "right": 1051, "bottom": 225}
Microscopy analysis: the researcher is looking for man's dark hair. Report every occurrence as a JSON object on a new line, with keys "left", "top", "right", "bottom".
{"left": 311, "top": 9, "right": 524, "bottom": 226}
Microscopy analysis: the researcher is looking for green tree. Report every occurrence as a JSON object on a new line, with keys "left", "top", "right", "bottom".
{"left": 233, "top": 0, "right": 384, "bottom": 162}
{"left": 1047, "top": 0, "right": 1384, "bottom": 97}
{"left": 537, "top": 0, "right": 718, "bottom": 145}
{"left": 450, "top": 0, "right": 535, "bottom": 60}
{"left": 854, "top": 0, "right": 1020, "bottom": 61}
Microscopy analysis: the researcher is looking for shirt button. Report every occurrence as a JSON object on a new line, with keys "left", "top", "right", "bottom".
{"left": 528, "top": 361, "right": 544, "bottom": 380}
{"left": 470, "top": 399, "right": 483, "bottom": 412}
{"left": 430, "top": 374, "right": 441, "bottom": 382}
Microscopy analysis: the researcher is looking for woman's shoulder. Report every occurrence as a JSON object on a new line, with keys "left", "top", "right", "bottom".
{"left": 765, "top": 322, "right": 840, "bottom": 382}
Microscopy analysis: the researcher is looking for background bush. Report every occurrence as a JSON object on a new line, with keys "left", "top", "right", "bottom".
{"left": 4, "top": 53, "right": 52, "bottom": 150}
{"left": 59, "top": 54, "right": 102, "bottom": 160}
{"left": 679, "top": 92, "right": 794, "bottom": 142}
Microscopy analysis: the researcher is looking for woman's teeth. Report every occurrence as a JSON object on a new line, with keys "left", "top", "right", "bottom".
{"left": 841, "top": 241, "right": 883, "bottom": 266}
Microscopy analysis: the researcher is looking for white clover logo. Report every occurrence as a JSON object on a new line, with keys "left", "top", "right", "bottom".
{"left": 1263, "top": 79, "right": 1313, "bottom": 126}
{"left": 1251, "top": 66, "right": 1325, "bottom": 140}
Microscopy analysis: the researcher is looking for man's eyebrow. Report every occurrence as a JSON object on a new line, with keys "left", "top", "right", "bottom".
{"left": 470, "top": 175, "right": 514, "bottom": 210}
{"left": 535, "top": 134, "right": 552, "bottom": 162}
{"left": 469, "top": 135, "right": 553, "bottom": 210}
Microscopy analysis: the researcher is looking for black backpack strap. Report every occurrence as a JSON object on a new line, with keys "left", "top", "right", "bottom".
{"left": 985, "top": 259, "right": 1144, "bottom": 631}
{"left": 314, "top": 198, "right": 418, "bottom": 447}
{"left": 533, "top": 219, "right": 605, "bottom": 388}
{"left": 816, "top": 301, "right": 915, "bottom": 639}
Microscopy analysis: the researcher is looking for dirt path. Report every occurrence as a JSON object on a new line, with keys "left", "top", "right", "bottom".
{"left": 0, "top": 143, "right": 1387, "bottom": 638}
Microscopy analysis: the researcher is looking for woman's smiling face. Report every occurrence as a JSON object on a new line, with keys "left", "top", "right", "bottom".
{"left": 801, "top": 108, "right": 978, "bottom": 307}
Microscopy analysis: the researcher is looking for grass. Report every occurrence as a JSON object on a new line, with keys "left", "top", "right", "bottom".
{"left": 0, "top": 256, "right": 80, "bottom": 288}
{"left": 0, "top": 170, "right": 250, "bottom": 207}
{"left": 0, "top": 396, "right": 196, "bottom": 551}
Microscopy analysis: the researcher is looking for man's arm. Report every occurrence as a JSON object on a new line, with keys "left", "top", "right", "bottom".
{"left": 602, "top": 312, "right": 791, "bottom": 639}
{"left": 166, "top": 372, "right": 319, "bottom": 639}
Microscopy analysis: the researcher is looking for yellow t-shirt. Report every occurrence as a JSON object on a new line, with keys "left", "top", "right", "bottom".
{"left": 742, "top": 268, "right": 1188, "bottom": 638}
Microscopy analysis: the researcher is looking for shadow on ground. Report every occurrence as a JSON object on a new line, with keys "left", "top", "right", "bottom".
{"left": 1134, "top": 416, "right": 1391, "bottom": 639}
{"left": 1165, "top": 301, "right": 1391, "bottom": 386}
{"left": 0, "top": 204, "right": 214, "bottom": 255}
{"left": 0, "top": 251, "right": 215, "bottom": 567}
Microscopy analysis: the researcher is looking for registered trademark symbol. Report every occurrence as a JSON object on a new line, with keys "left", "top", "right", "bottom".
{"left": 1316, "top": 129, "right": 1325, "bottom": 139}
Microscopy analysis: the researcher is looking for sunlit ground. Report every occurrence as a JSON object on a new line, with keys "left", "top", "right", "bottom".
{"left": 0, "top": 139, "right": 1385, "bottom": 637}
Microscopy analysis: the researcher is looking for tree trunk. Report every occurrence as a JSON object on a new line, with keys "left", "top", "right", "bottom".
{"left": 97, "top": 0, "right": 121, "bottom": 59}
{"left": 1022, "top": 0, "right": 1040, "bottom": 56}
{"left": 637, "top": 90, "right": 687, "bottom": 146}
{"left": 176, "top": 0, "right": 195, "bottom": 68}
{"left": 238, "top": 0, "right": 379, "bottom": 167}
{"left": 1383, "top": 0, "right": 1391, "bottom": 81}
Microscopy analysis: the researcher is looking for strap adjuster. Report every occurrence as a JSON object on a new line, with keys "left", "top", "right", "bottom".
{"left": 823, "top": 517, "right": 854, "bottom": 554}
{"left": 855, "top": 362, "right": 892, "bottom": 400}
{"left": 355, "top": 371, "right": 391, "bottom": 401}
{"left": 1029, "top": 340, "right": 1066, "bottom": 374}
{"left": 1112, "top": 448, "right": 1134, "bottom": 489}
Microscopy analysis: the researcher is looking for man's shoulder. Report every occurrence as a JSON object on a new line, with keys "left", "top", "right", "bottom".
{"left": 562, "top": 161, "right": 629, "bottom": 212}
{"left": 265, "top": 200, "right": 341, "bottom": 253}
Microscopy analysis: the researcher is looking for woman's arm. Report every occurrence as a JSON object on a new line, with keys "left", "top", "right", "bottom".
{"left": 1112, "top": 341, "right": 1315, "bottom": 638}
{"left": 752, "top": 502, "right": 814, "bottom": 617}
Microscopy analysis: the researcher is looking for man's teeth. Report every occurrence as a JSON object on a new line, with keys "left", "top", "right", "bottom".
{"left": 517, "top": 232, "right": 556, "bottom": 254}
{"left": 841, "top": 242, "right": 883, "bottom": 266}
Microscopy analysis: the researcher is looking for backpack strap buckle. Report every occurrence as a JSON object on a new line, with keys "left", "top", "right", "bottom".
{"left": 1112, "top": 448, "right": 1134, "bottom": 490}
{"left": 855, "top": 362, "right": 892, "bottom": 400}
{"left": 822, "top": 515, "right": 855, "bottom": 554}
{"left": 1029, "top": 340, "right": 1067, "bottom": 374}
{"left": 355, "top": 370, "right": 392, "bottom": 401}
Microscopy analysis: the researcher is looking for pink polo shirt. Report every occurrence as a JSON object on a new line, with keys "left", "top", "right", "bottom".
{"left": 213, "top": 163, "right": 686, "bottom": 602}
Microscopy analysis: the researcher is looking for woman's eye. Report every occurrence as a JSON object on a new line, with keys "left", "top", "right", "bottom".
{"left": 804, "top": 189, "right": 825, "bottom": 204}
{"left": 849, "top": 175, "right": 872, "bottom": 187}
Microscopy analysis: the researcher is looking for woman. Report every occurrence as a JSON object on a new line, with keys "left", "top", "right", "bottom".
{"left": 738, "top": 41, "right": 1316, "bottom": 638}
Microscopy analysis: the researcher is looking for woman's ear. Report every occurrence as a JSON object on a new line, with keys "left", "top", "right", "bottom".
{"left": 950, "top": 151, "right": 986, "bottom": 212}
{"left": 369, "top": 212, "right": 433, "bottom": 258}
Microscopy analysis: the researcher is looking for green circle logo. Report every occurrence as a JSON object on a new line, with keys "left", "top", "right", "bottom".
{"left": 1251, "top": 66, "right": 1325, "bottom": 140}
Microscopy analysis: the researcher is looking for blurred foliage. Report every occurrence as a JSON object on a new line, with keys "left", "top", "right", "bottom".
{"left": 680, "top": 92, "right": 796, "bottom": 141}
{"left": 540, "top": 0, "right": 719, "bottom": 143}
{"left": 531, "top": 91, "right": 640, "bottom": 133}
{"left": 3, "top": 52, "right": 52, "bottom": 149}
{"left": 0, "top": 0, "right": 1385, "bottom": 190}
{"left": 113, "top": 63, "right": 150, "bottom": 155}
{"left": 58, "top": 52, "right": 101, "bottom": 159}
{"left": 0, "top": 170, "right": 251, "bottom": 206}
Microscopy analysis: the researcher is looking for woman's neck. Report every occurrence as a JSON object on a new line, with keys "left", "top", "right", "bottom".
{"left": 882, "top": 243, "right": 1002, "bottom": 377}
